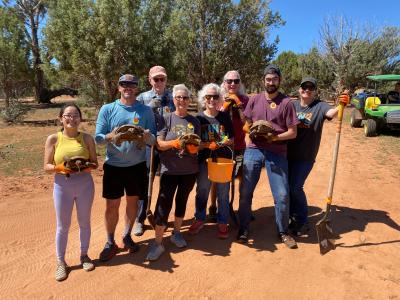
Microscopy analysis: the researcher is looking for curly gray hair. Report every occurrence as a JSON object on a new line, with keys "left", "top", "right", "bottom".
{"left": 197, "top": 83, "right": 221, "bottom": 109}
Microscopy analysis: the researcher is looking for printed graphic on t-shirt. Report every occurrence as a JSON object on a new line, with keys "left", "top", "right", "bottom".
{"left": 201, "top": 123, "right": 228, "bottom": 143}
{"left": 171, "top": 122, "right": 195, "bottom": 137}
{"left": 297, "top": 111, "right": 313, "bottom": 128}
{"left": 132, "top": 116, "right": 140, "bottom": 125}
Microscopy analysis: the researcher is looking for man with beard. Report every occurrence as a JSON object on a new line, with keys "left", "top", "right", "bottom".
{"left": 237, "top": 65, "right": 300, "bottom": 249}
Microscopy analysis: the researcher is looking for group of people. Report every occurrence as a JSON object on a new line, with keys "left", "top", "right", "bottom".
{"left": 44, "top": 64, "right": 349, "bottom": 281}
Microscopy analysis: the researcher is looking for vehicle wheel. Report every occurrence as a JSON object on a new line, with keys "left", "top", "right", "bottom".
{"left": 350, "top": 109, "right": 362, "bottom": 127}
{"left": 364, "top": 119, "right": 377, "bottom": 137}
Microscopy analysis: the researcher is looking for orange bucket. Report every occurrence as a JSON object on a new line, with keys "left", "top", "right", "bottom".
{"left": 206, "top": 147, "right": 235, "bottom": 183}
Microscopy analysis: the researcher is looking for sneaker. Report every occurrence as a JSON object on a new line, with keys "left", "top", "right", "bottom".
{"left": 188, "top": 220, "right": 204, "bottom": 235}
{"left": 55, "top": 261, "right": 68, "bottom": 281}
{"left": 146, "top": 242, "right": 165, "bottom": 261}
{"left": 170, "top": 231, "right": 187, "bottom": 248}
{"left": 208, "top": 206, "right": 217, "bottom": 222}
{"left": 123, "top": 235, "right": 140, "bottom": 253}
{"left": 99, "top": 242, "right": 118, "bottom": 262}
{"left": 80, "top": 255, "right": 95, "bottom": 272}
{"left": 236, "top": 229, "right": 249, "bottom": 243}
{"left": 217, "top": 223, "right": 229, "bottom": 239}
{"left": 291, "top": 223, "right": 310, "bottom": 237}
{"left": 133, "top": 221, "right": 144, "bottom": 236}
{"left": 280, "top": 233, "right": 298, "bottom": 249}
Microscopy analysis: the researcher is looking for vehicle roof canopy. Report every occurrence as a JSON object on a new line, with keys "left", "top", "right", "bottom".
{"left": 366, "top": 74, "right": 400, "bottom": 81}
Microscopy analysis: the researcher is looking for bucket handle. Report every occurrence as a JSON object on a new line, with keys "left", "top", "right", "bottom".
{"left": 209, "top": 145, "right": 234, "bottom": 161}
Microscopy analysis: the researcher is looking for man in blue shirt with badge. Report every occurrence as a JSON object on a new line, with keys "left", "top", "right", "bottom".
{"left": 95, "top": 74, "right": 156, "bottom": 262}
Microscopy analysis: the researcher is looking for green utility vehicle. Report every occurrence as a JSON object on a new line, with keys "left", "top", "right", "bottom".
{"left": 350, "top": 74, "right": 400, "bottom": 137}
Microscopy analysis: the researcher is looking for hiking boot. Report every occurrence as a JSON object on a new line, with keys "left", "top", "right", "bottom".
{"left": 188, "top": 220, "right": 204, "bottom": 235}
{"left": 99, "top": 242, "right": 118, "bottom": 262}
{"left": 80, "top": 255, "right": 95, "bottom": 272}
{"left": 170, "top": 231, "right": 187, "bottom": 248}
{"left": 208, "top": 205, "right": 217, "bottom": 222}
{"left": 123, "top": 235, "right": 140, "bottom": 253}
{"left": 236, "top": 229, "right": 249, "bottom": 243}
{"left": 55, "top": 261, "right": 69, "bottom": 281}
{"left": 217, "top": 223, "right": 229, "bottom": 239}
{"left": 146, "top": 242, "right": 165, "bottom": 261}
{"left": 133, "top": 221, "right": 145, "bottom": 236}
{"left": 280, "top": 233, "right": 298, "bottom": 249}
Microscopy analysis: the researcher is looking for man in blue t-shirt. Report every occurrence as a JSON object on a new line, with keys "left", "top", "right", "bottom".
{"left": 95, "top": 74, "right": 156, "bottom": 262}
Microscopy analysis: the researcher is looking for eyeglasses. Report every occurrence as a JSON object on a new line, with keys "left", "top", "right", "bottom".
{"left": 63, "top": 114, "right": 80, "bottom": 120}
{"left": 153, "top": 77, "right": 165, "bottom": 83}
{"left": 175, "top": 95, "right": 190, "bottom": 101}
{"left": 225, "top": 79, "right": 240, "bottom": 85}
{"left": 205, "top": 95, "right": 219, "bottom": 101}
{"left": 301, "top": 84, "right": 316, "bottom": 91}
{"left": 120, "top": 82, "right": 138, "bottom": 88}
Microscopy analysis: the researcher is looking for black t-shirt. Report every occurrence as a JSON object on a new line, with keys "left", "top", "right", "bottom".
{"left": 196, "top": 111, "right": 234, "bottom": 162}
{"left": 287, "top": 99, "right": 332, "bottom": 162}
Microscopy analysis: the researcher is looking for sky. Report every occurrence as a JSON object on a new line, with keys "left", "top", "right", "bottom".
{"left": 268, "top": 0, "right": 400, "bottom": 55}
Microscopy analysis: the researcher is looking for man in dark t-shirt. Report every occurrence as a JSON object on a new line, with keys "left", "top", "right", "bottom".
{"left": 237, "top": 65, "right": 300, "bottom": 249}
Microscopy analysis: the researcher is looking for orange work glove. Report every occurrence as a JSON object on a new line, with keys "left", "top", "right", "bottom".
{"left": 170, "top": 139, "right": 181, "bottom": 149}
{"left": 186, "top": 144, "right": 199, "bottom": 155}
{"left": 54, "top": 163, "right": 72, "bottom": 174}
{"left": 208, "top": 141, "right": 219, "bottom": 151}
{"left": 221, "top": 99, "right": 232, "bottom": 112}
{"left": 227, "top": 93, "right": 242, "bottom": 107}
{"left": 242, "top": 121, "right": 251, "bottom": 134}
{"left": 338, "top": 93, "right": 350, "bottom": 105}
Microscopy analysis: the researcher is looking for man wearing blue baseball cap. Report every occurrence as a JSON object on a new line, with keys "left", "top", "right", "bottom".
{"left": 95, "top": 73, "right": 157, "bottom": 261}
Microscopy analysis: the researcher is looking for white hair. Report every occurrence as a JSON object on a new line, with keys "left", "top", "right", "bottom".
{"left": 172, "top": 84, "right": 191, "bottom": 98}
{"left": 197, "top": 83, "right": 221, "bottom": 109}
{"left": 220, "top": 70, "right": 246, "bottom": 96}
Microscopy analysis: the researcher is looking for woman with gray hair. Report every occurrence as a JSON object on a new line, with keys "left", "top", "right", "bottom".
{"left": 146, "top": 84, "right": 201, "bottom": 261}
{"left": 188, "top": 83, "right": 234, "bottom": 238}
{"left": 208, "top": 71, "right": 250, "bottom": 221}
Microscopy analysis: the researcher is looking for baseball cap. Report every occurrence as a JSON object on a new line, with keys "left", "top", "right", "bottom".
{"left": 300, "top": 77, "right": 317, "bottom": 88}
{"left": 118, "top": 74, "right": 139, "bottom": 85}
{"left": 149, "top": 66, "right": 167, "bottom": 78}
{"left": 263, "top": 64, "right": 281, "bottom": 78}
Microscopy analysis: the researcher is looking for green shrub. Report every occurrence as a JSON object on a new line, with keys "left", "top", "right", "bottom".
{"left": 0, "top": 99, "right": 30, "bottom": 123}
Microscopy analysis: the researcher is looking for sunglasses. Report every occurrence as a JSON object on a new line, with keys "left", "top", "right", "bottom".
{"left": 205, "top": 95, "right": 219, "bottom": 101}
{"left": 175, "top": 95, "right": 190, "bottom": 101}
{"left": 301, "top": 84, "right": 316, "bottom": 91}
{"left": 120, "top": 82, "right": 138, "bottom": 88}
{"left": 153, "top": 77, "right": 165, "bottom": 83}
{"left": 225, "top": 79, "right": 240, "bottom": 84}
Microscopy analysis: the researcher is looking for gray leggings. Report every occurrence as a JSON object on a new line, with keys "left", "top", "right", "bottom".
{"left": 53, "top": 172, "right": 94, "bottom": 262}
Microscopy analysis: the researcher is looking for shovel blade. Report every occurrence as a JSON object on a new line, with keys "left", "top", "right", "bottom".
{"left": 146, "top": 210, "right": 156, "bottom": 229}
{"left": 316, "top": 218, "right": 336, "bottom": 255}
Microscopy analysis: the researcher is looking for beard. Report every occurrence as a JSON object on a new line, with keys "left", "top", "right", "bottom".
{"left": 265, "top": 84, "right": 279, "bottom": 94}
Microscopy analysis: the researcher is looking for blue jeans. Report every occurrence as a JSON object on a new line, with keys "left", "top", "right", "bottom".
{"left": 238, "top": 148, "right": 290, "bottom": 234}
{"left": 288, "top": 160, "right": 314, "bottom": 226}
{"left": 194, "top": 161, "right": 230, "bottom": 224}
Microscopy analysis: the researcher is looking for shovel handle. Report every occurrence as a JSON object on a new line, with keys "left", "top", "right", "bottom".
{"left": 147, "top": 145, "right": 155, "bottom": 211}
{"left": 326, "top": 101, "right": 346, "bottom": 201}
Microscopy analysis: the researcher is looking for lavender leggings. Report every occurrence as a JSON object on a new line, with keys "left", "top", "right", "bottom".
{"left": 53, "top": 172, "right": 94, "bottom": 262}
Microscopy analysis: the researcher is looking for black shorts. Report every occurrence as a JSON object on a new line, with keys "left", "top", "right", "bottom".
{"left": 102, "top": 162, "right": 148, "bottom": 200}
{"left": 233, "top": 149, "right": 245, "bottom": 178}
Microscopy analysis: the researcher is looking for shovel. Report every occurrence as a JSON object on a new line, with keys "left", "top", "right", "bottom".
{"left": 146, "top": 145, "right": 156, "bottom": 229}
{"left": 316, "top": 100, "right": 346, "bottom": 255}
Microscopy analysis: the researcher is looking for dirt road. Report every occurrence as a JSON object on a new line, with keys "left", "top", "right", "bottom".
{"left": 0, "top": 114, "right": 399, "bottom": 299}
